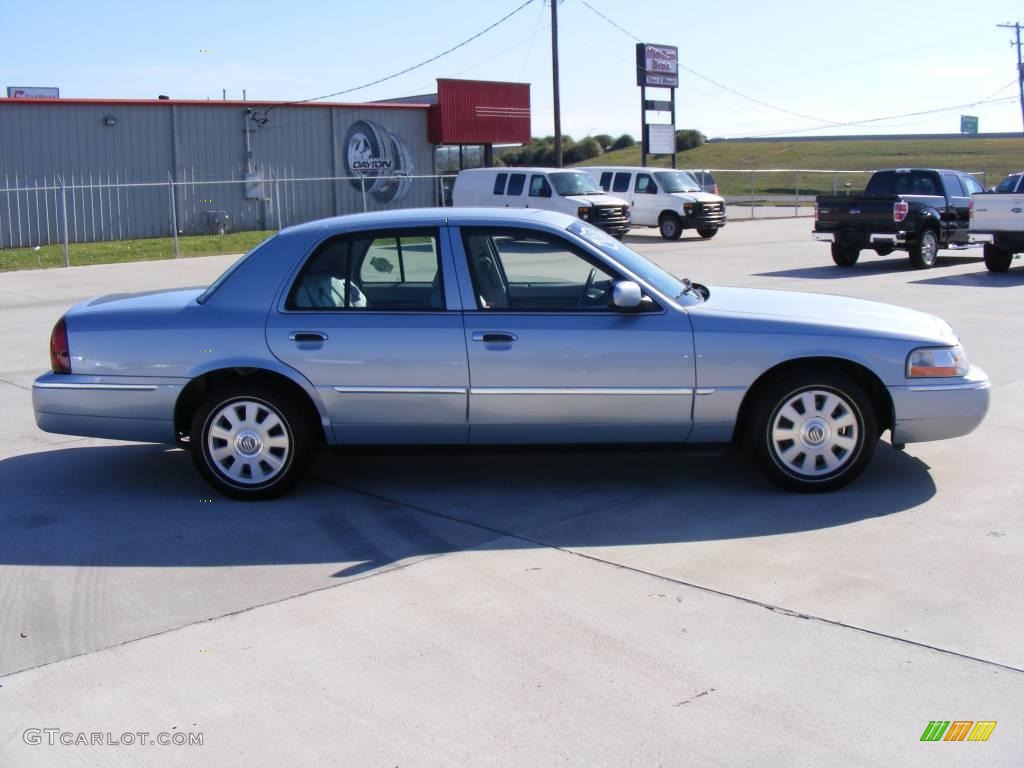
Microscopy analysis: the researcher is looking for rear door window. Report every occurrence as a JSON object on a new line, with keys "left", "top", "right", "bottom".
{"left": 995, "top": 174, "right": 1022, "bottom": 193}
{"left": 599, "top": 172, "right": 613, "bottom": 191}
{"left": 492, "top": 173, "right": 508, "bottom": 195}
{"left": 506, "top": 173, "right": 526, "bottom": 196}
{"left": 941, "top": 173, "right": 964, "bottom": 197}
{"left": 612, "top": 173, "right": 631, "bottom": 193}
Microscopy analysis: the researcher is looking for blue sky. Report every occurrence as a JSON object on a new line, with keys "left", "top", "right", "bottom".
{"left": 4, "top": 0, "right": 1022, "bottom": 139}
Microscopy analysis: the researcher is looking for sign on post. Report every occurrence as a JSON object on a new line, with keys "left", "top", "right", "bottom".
{"left": 960, "top": 115, "right": 978, "bottom": 134}
{"left": 635, "top": 43, "right": 679, "bottom": 167}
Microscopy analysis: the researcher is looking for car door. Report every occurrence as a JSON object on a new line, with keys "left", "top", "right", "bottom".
{"left": 941, "top": 172, "right": 971, "bottom": 243}
{"left": 631, "top": 172, "right": 661, "bottom": 226}
{"left": 266, "top": 226, "right": 469, "bottom": 444}
{"left": 452, "top": 225, "right": 695, "bottom": 443}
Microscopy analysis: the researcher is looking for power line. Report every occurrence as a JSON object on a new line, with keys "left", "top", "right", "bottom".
{"left": 576, "top": 0, "right": 839, "bottom": 126}
{"left": 253, "top": 0, "right": 537, "bottom": 122}
{"left": 739, "top": 95, "right": 1016, "bottom": 138}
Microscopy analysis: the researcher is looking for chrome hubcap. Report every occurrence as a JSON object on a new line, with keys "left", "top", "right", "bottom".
{"left": 770, "top": 389, "right": 860, "bottom": 477}
{"left": 206, "top": 400, "right": 290, "bottom": 485}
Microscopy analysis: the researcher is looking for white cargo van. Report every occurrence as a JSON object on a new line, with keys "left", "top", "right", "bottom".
{"left": 451, "top": 167, "right": 631, "bottom": 237}
{"left": 584, "top": 166, "right": 727, "bottom": 240}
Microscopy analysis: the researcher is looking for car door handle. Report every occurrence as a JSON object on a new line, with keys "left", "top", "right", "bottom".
{"left": 472, "top": 331, "right": 517, "bottom": 343}
{"left": 289, "top": 331, "right": 328, "bottom": 343}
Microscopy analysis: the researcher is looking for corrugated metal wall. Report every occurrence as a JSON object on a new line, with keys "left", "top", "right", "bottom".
{"left": 0, "top": 101, "right": 435, "bottom": 248}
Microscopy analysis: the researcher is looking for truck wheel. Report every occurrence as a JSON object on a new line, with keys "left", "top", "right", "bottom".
{"left": 190, "top": 382, "right": 313, "bottom": 500}
{"left": 983, "top": 243, "right": 1013, "bottom": 272}
{"left": 909, "top": 228, "right": 939, "bottom": 269}
{"left": 831, "top": 242, "right": 859, "bottom": 267}
{"left": 696, "top": 228, "right": 718, "bottom": 239}
{"left": 659, "top": 213, "right": 683, "bottom": 240}
{"left": 750, "top": 369, "right": 878, "bottom": 492}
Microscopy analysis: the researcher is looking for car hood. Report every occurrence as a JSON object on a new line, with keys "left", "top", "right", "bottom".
{"left": 566, "top": 194, "right": 628, "bottom": 207}
{"left": 690, "top": 286, "right": 957, "bottom": 343}
{"left": 670, "top": 191, "right": 723, "bottom": 204}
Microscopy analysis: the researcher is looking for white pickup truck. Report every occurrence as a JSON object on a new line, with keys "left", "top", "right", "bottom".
{"left": 969, "top": 172, "right": 1024, "bottom": 272}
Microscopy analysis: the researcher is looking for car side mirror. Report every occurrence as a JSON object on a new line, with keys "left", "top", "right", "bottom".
{"left": 610, "top": 280, "right": 642, "bottom": 309}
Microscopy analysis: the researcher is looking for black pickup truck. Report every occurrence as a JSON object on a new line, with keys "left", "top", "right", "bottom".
{"left": 813, "top": 168, "right": 986, "bottom": 268}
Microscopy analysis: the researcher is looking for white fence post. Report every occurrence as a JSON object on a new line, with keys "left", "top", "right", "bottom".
{"left": 168, "top": 174, "right": 180, "bottom": 258}
{"left": 59, "top": 176, "right": 70, "bottom": 268}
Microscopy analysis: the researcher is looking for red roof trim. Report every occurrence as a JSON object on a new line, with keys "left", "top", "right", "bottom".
{"left": 0, "top": 97, "right": 430, "bottom": 110}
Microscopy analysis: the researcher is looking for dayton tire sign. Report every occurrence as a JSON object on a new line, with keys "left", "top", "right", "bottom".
{"left": 344, "top": 120, "right": 413, "bottom": 204}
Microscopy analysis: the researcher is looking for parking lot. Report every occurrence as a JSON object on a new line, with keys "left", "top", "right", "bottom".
{"left": 0, "top": 216, "right": 1021, "bottom": 766}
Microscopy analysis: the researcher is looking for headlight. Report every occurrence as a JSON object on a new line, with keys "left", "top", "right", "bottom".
{"left": 577, "top": 207, "right": 591, "bottom": 219}
{"left": 683, "top": 203, "right": 695, "bottom": 215}
{"left": 907, "top": 345, "right": 969, "bottom": 377}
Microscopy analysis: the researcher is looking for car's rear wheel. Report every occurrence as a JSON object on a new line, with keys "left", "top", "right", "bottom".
{"left": 983, "top": 243, "right": 1013, "bottom": 272}
{"left": 909, "top": 228, "right": 939, "bottom": 269}
{"left": 659, "top": 213, "right": 683, "bottom": 240}
{"left": 831, "top": 242, "right": 859, "bottom": 267}
{"left": 697, "top": 227, "right": 718, "bottom": 239}
{"left": 750, "top": 370, "right": 878, "bottom": 492}
{"left": 190, "top": 383, "right": 312, "bottom": 500}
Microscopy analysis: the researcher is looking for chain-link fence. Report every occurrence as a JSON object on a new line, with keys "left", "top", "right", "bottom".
{"left": 0, "top": 168, "right": 992, "bottom": 268}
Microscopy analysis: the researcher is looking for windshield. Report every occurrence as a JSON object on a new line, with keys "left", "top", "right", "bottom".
{"left": 654, "top": 171, "right": 701, "bottom": 193}
{"left": 565, "top": 220, "right": 697, "bottom": 304}
{"left": 549, "top": 172, "right": 603, "bottom": 196}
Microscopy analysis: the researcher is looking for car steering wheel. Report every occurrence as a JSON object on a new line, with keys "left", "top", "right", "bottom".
{"left": 578, "top": 267, "right": 597, "bottom": 308}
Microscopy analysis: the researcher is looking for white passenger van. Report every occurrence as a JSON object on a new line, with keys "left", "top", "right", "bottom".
{"left": 583, "top": 166, "right": 727, "bottom": 240}
{"left": 452, "top": 167, "right": 631, "bottom": 237}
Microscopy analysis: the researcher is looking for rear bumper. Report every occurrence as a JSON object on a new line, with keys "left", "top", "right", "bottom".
{"left": 968, "top": 233, "right": 995, "bottom": 244}
{"left": 33, "top": 372, "right": 184, "bottom": 443}
{"left": 888, "top": 366, "right": 990, "bottom": 444}
{"left": 814, "top": 229, "right": 910, "bottom": 247}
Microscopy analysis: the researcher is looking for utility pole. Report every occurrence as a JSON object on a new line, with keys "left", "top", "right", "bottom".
{"left": 551, "top": 0, "right": 562, "bottom": 167}
{"left": 998, "top": 22, "right": 1024, "bottom": 135}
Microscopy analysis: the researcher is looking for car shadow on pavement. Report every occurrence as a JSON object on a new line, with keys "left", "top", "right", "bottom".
{"left": 0, "top": 442, "right": 936, "bottom": 578}
{"left": 755, "top": 255, "right": 980, "bottom": 280}
{"left": 911, "top": 269, "right": 1024, "bottom": 287}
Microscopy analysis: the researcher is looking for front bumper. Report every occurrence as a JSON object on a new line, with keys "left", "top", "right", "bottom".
{"left": 888, "top": 365, "right": 991, "bottom": 444}
{"left": 33, "top": 372, "right": 183, "bottom": 443}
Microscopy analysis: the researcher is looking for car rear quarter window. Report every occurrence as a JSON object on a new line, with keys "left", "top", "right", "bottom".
{"left": 493, "top": 173, "right": 508, "bottom": 195}
{"left": 599, "top": 172, "right": 613, "bottom": 191}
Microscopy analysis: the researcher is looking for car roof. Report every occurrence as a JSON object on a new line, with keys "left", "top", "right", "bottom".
{"left": 457, "top": 167, "right": 589, "bottom": 175}
{"left": 280, "top": 206, "right": 575, "bottom": 237}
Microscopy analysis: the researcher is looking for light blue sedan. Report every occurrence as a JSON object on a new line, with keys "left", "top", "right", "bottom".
{"left": 33, "top": 208, "right": 990, "bottom": 499}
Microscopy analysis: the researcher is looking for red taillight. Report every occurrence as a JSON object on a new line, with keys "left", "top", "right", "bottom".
{"left": 894, "top": 201, "right": 909, "bottom": 223}
{"left": 50, "top": 316, "right": 71, "bottom": 374}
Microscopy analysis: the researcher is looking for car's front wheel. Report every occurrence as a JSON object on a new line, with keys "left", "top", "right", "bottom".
{"left": 750, "top": 370, "right": 878, "bottom": 492}
{"left": 659, "top": 213, "right": 683, "bottom": 240}
{"left": 190, "top": 382, "right": 312, "bottom": 500}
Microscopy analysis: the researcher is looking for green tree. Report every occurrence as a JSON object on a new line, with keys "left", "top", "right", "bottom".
{"left": 675, "top": 129, "right": 706, "bottom": 152}
{"left": 610, "top": 133, "right": 635, "bottom": 151}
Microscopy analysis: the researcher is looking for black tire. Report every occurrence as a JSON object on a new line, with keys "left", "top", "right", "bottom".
{"left": 983, "top": 243, "right": 1013, "bottom": 272}
{"left": 831, "top": 242, "right": 859, "bottom": 267}
{"left": 696, "top": 228, "right": 718, "bottom": 239}
{"left": 873, "top": 246, "right": 893, "bottom": 257}
{"left": 749, "top": 369, "right": 878, "bottom": 492}
{"left": 344, "top": 119, "right": 394, "bottom": 195}
{"left": 909, "top": 227, "right": 939, "bottom": 269}
{"left": 659, "top": 213, "right": 683, "bottom": 240}
{"left": 190, "top": 381, "right": 313, "bottom": 500}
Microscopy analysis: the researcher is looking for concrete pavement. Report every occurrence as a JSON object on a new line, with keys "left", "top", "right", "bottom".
{"left": 0, "top": 218, "right": 1021, "bottom": 766}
